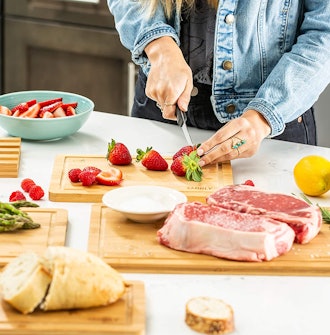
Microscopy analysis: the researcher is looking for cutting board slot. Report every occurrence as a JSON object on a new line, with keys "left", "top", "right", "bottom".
{"left": 0, "top": 137, "right": 21, "bottom": 177}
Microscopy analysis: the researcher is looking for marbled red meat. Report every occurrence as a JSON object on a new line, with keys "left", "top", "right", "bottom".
{"left": 157, "top": 202, "right": 295, "bottom": 262}
{"left": 206, "top": 185, "right": 322, "bottom": 244}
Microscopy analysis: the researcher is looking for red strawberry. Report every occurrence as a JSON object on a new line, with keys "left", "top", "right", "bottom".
{"left": 95, "top": 168, "right": 123, "bottom": 186}
{"left": 107, "top": 139, "right": 132, "bottom": 165}
{"left": 9, "top": 190, "right": 26, "bottom": 202}
{"left": 136, "top": 147, "right": 168, "bottom": 171}
{"left": 172, "top": 145, "right": 197, "bottom": 160}
{"left": 21, "top": 178, "right": 36, "bottom": 192}
{"left": 170, "top": 151, "right": 203, "bottom": 182}
{"left": 68, "top": 168, "right": 82, "bottom": 182}
{"left": 79, "top": 171, "right": 96, "bottom": 186}
{"left": 243, "top": 179, "right": 255, "bottom": 186}
{"left": 29, "top": 185, "right": 44, "bottom": 200}
{"left": 82, "top": 166, "right": 102, "bottom": 176}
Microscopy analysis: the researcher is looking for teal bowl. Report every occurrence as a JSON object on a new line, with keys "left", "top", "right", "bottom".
{"left": 0, "top": 90, "right": 94, "bottom": 140}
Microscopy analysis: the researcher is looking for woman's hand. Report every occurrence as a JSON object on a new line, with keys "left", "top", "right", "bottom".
{"left": 144, "top": 36, "right": 193, "bottom": 119}
{"left": 197, "top": 110, "right": 271, "bottom": 165}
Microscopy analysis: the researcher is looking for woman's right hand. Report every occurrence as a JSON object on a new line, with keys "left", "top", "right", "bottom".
{"left": 144, "top": 36, "right": 193, "bottom": 119}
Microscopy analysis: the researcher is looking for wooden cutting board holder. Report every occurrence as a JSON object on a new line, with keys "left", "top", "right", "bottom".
{"left": 49, "top": 154, "right": 233, "bottom": 202}
{"left": 0, "top": 137, "right": 21, "bottom": 177}
{"left": 88, "top": 203, "right": 330, "bottom": 276}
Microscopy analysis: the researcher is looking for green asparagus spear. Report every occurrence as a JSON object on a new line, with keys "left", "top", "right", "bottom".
{"left": 0, "top": 201, "right": 41, "bottom": 232}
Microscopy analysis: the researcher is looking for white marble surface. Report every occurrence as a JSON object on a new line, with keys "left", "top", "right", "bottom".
{"left": 1, "top": 111, "right": 330, "bottom": 335}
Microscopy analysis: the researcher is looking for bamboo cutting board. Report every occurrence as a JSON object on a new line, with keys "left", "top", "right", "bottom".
{"left": 0, "top": 280, "right": 145, "bottom": 335}
{"left": 0, "top": 208, "right": 68, "bottom": 267}
{"left": 0, "top": 137, "right": 21, "bottom": 177}
{"left": 88, "top": 203, "right": 330, "bottom": 276}
{"left": 49, "top": 154, "right": 233, "bottom": 202}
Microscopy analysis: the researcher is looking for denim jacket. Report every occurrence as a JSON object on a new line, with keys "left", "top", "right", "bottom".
{"left": 108, "top": 0, "right": 330, "bottom": 136}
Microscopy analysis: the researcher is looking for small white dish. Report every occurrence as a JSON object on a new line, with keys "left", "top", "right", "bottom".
{"left": 102, "top": 185, "right": 187, "bottom": 223}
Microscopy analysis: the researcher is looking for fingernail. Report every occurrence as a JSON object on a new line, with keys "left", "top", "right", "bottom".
{"left": 197, "top": 148, "right": 204, "bottom": 156}
{"left": 181, "top": 102, "right": 188, "bottom": 112}
{"left": 199, "top": 160, "right": 205, "bottom": 167}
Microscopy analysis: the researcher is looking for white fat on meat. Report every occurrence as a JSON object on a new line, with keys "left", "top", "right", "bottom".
{"left": 157, "top": 202, "right": 295, "bottom": 262}
{"left": 207, "top": 185, "right": 322, "bottom": 244}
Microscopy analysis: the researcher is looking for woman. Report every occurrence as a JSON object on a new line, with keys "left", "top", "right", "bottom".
{"left": 108, "top": 1, "right": 330, "bottom": 166}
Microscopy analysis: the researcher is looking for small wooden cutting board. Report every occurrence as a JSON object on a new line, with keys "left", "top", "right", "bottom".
{"left": 0, "top": 208, "right": 68, "bottom": 267}
{"left": 0, "top": 138, "right": 21, "bottom": 177}
{"left": 88, "top": 203, "right": 330, "bottom": 276}
{"left": 49, "top": 154, "right": 233, "bottom": 202}
{"left": 0, "top": 280, "right": 145, "bottom": 335}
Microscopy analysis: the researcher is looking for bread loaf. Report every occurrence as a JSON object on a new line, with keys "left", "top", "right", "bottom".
{"left": 0, "top": 247, "right": 126, "bottom": 314}
{"left": 185, "top": 297, "right": 234, "bottom": 335}
{"left": 40, "top": 246, "right": 125, "bottom": 311}
{"left": 0, "top": 252, "right": 51, "bottom": 314}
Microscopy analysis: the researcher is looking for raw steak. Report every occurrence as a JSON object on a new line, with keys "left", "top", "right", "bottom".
{"left": 207, "top": 185, "right": 322, "bottom": 244}
{"left": 157, "top": 202, "right": 295, "bottom": 262}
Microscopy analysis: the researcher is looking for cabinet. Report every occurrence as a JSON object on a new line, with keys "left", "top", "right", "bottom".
{"left": 3, "top": 0, "right": 132, "bottom": 115}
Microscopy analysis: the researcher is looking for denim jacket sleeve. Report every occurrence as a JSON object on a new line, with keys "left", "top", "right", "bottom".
{"left": 108, "top": 0, "right": 330, "bottom": 137}
{"left": 107, "top": 0, "right": 180, "bottom": 74}
{"left": 245, "top": 1, "right": 330, "bottom": 136}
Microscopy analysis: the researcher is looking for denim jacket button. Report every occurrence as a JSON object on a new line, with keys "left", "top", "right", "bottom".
{"left": 226, "top": 104, "right": 236, "bottom": 114}
{"left": 225, "top": 14, "right": 235, "bottom": 24}
{"left": 222, "top": 60, "right": 233, "bottom": 70}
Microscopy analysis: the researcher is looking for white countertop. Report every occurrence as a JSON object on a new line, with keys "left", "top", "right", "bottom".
{"left": 1, "top": 111, "right": 330, "bottom": 335}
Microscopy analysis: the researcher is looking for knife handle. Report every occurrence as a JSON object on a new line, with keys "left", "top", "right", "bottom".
{"left": 175, "top": 106, "right": 187, "bottom": 127}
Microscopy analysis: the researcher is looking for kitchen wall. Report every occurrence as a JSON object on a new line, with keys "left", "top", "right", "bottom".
{"left": 314, "top": 85, "right": 330, "bottom": 148}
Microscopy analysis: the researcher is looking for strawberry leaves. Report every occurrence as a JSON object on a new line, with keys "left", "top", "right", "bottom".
{"left": 171, "top": 151, "right": 203, "bottom": 182}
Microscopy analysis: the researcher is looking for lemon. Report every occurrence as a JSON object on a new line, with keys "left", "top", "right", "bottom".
{"left": 293, "top": 155, "right": 330, "bottom": 196}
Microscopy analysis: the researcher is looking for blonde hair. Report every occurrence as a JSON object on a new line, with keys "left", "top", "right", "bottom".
{"left": 141, "top": 0, "right": 218, "bottom": 18}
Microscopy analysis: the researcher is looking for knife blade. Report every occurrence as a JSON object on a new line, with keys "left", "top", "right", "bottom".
{"left": 175, "top": 106, "right": 194, "bottom": 147}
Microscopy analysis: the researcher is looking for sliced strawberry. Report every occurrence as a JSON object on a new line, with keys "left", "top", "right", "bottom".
{"left": 42, "top": 111, "right": 54, "bottom": 118}
{"left": 38, "top": 101, "right": 63, "bottom": 117}
{"left": 136, "top": 147, "right": 168, "bottom": 171}
{"left": 9, "top": 190, "right": 26, "bottom": 202}
{"left": 53, "top": 106, "right": 66, "bottom": 118}
{"left": 62, "top": 102, "right": 78, "bottom": 111}
{"left": 96, "top": 168, "right": 123, "bottom": 186}
{"left": 39, "top": 97, "right": 63, "bottom": 108}
{"left": 0, "top": 105, "right": 12, "bottom": 116}
{"left": 65, "top": 106, "right": 76, "bottom": 116}
{"left": 19, "top": 103, "right": 41, "bottom": 118}
{"left": 11, "top": 99, "right": 36, "bottom": 114}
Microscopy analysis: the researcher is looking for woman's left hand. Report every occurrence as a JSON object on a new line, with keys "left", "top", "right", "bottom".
{"left": 197, "top": 110, "right": 271, "bottom": 165}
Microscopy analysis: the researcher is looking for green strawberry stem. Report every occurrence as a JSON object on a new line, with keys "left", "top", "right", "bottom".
{"left": 136, "top": 147, "right": 152, "bottom": 162}
{"left": 184, "top": 151, "right": 203, "bottom": 182}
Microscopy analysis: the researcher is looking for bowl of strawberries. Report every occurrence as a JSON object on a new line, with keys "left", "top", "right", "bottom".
{"left": 0, "top": 90, "right": 94, "bottom": 140}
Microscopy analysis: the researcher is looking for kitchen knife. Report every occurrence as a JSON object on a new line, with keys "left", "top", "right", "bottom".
{"left": 176, "top": 106, "right": 194, "bottom": 147}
